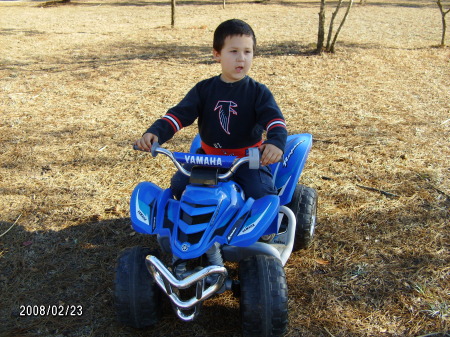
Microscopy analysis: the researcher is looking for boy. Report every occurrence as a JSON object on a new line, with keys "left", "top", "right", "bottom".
{"left": 135, "top": 19, "right": 287, "bottom": 200}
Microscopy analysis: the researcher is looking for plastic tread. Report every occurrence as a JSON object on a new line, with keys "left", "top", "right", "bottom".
{"left": 114, "top": 246, "right": 162, "bottom": 328}
{"left": 239, "top": 255, "right": 288, "bottom": 337}
{"left": 287, "top": 184, "right": 318, "bottom": 250}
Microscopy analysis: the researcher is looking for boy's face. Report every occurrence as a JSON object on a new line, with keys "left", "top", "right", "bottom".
{"left": 213, "top": 34, "right": 254, "bottom": 83}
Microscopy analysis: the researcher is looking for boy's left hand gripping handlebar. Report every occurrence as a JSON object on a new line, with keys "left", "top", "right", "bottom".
{"left": 133, "top": 142, "right": 161, "bottom": 157}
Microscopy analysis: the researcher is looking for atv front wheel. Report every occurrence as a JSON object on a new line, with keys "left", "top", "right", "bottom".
{"left": 239, "top": 255, "right": 288, "bottom": 337}
{"left": 114, "top": 246, "right": 162, "bottom": 328}
{"left": 287, "top": 184, "right": 318, "bottom": 250}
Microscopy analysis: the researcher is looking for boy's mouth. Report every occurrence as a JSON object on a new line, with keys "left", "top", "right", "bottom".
{"left": 236, "top": 66, "right": 244, "bottom": 72}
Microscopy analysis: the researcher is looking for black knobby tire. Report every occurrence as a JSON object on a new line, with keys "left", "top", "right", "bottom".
{"left": 114, "top": 246, "right": 162, "bottom": 328}
{"left": 239, "top": 255, "right": 288, "bottom": 337}
{"left": 286, "top": 184, "right": 318, "bottom": 250}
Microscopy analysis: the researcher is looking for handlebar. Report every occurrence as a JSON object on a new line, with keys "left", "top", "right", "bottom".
{"left": 133, "top": 143, "right": 260, "bottom": 179}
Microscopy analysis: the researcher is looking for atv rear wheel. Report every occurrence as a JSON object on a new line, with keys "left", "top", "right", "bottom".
{"left": 239, "top": 255, "right": 288, "bottom": 337}
{"left": 114, "top": 246, "right": 162, "bottom": 328}
{"left": 286, "top": 184, "right": 318, "bottom": 250}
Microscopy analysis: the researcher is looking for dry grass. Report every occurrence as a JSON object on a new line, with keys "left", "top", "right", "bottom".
{"left": 1, "top": 0, "right": 449, "bottom": 336}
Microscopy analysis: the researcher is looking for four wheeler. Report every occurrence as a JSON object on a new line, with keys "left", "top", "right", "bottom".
{"left": 114, "top": 133, "right": 318, "bottom": 337}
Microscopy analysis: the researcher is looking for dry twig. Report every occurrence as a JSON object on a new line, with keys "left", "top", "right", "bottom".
{"left": 356, "top": 184, "right": 400, "bottom": 198}
{"left": 0, "top": 214, "right": 22, "bottom": 238}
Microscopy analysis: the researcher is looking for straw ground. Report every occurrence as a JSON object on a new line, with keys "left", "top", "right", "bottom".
{"left": 1, "top": 0, "right": 449, "bottom": 336}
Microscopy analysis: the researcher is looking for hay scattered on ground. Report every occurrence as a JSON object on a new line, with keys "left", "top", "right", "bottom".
{"left": 1, "top": 0, "right": 449, "bottom": 336}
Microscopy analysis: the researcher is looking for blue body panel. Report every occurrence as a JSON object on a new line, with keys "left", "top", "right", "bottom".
{"left": 270, "top": 134, "right": 313, "bottom": 205}
{"left": 189, "top": 134, "right": 202, "bottom": 153}
{"left": 227, "top": 195, "right": 280, "bottom": 247}
{"left": 130, "top": 133, "right": 312, "bottom": 259}
{"left": 130, "top": 182, "right": 172, "bottom": 236}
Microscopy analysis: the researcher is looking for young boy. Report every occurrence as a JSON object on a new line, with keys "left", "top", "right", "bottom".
{"left": 135, "top": 19, "right": 287, "bottom": 200}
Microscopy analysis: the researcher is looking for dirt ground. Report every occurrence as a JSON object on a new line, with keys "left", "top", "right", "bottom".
{"left": 0, "top": 0, "right": 449, "bottom": 336}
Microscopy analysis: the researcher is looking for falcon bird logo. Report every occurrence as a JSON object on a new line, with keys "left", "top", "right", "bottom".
{"left": 215, "top": 101, "right": 238, "bottom": 135}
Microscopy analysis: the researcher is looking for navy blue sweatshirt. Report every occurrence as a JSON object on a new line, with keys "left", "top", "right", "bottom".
{"left": 146, "top": 75, "right": 287, "bottom": 157}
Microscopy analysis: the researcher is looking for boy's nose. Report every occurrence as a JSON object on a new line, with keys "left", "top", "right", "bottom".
{"left": 236, "top": 52, "right": 245, "bottom": 61}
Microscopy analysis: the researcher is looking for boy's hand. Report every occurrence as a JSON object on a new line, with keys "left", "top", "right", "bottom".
{"left": 259, "top": 143, "right": 283, "bottom": 166}
{"left": 135, "top": 133, "right": 158, "bottom": 152}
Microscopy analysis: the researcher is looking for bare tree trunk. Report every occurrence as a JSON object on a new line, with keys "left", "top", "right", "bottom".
{"left": 326, "top": 0, "right": 343, "bottom": 51}
{"left": 441, "top": 14, "right": 447, "bottom": 46}
{"left": 437, "top": 0, "right": 450, "bottom": 46}
{"left": 317, "top": 0, "right": 326, "bottom": 53}
{"left": 329, "top": 0, "right": 353, "bottom": 53}
{"left": 171, "top": 0, "right": 176, "bottom": 27}
{"left": 223, "top": 0, "right": 226, "bottom": 9}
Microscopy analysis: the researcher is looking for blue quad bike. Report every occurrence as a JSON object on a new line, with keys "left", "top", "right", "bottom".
{"left": 114, "top": 134, "right": 318, "bottom": 337}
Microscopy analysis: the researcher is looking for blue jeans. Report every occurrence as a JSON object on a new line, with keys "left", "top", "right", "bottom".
{"left": 170, "top": 164, "right": 277, "bottom": 200}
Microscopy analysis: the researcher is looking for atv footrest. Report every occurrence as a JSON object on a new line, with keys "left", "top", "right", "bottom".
{"left": 145, "top": 255, "right": 228, "bottom": 321}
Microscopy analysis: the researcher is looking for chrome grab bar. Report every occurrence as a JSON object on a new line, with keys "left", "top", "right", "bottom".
{"left": 145, "top": 255, "right": 228, "bottom": 321}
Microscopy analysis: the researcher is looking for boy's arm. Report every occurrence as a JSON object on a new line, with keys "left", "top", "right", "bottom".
{"left": 262, "top": 117, "right": 287, "bottom": 152}
{"left": 143, "top": 85, "right": 201, "bottom": 145}
{"left": 256, "top": 85, "right": 288, "bottom": 154}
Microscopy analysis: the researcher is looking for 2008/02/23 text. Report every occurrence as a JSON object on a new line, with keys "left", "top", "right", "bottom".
{"left": 19, "top": 305, "right": 83, "bottom": 317}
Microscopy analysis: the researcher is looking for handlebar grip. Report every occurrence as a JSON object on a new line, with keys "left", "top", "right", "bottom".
{"left": 151, "top": 142, "right": 160, "bottom": 157}
{"left": 133, "top": 143, "right": 159, "bottom": 156}
{"left": 247, "top": 147, "right": 260, "bottom": 169}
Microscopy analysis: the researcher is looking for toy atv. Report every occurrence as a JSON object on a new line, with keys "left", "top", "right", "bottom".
{"left": 114, "top": 134, "right": 318, "bottom": 337}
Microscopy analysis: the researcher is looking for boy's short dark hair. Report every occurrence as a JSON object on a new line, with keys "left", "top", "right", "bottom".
{"left": 213, "top": 19, "right": 257, "bottom": 52}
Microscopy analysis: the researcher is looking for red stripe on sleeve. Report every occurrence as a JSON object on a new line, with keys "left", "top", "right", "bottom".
{"left": 166, "top": 113, "right": 183, "bottom": 129}
{"left": 162, "top": 117, "right": 178, "bottom": 133}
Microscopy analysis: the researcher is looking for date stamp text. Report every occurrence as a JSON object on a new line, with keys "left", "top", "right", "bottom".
{"left": 19, "top": 305, "right": 83, "bottom": 317}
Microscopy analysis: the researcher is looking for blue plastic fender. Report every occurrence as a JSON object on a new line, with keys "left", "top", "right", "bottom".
{"left": 269, "top": 134, "right": 313, "bottom": 205}
{"left": 228, "top": 194, "right": 280, "bottom": 247}
{"left": 130, "top": 182, "right": 172, "bottom": 235}
{"left": 189, "top": 134, "right": 202, "bottom": 153}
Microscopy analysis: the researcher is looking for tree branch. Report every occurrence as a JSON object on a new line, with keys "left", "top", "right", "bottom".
{"left": 326, "top": 0, "right": 343, "bottom": 51}
{"left": 330, "top": 0, "right": 354, "bottom": 53}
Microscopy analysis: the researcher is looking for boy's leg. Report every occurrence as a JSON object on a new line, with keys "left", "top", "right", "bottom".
{"left": 233, "top": 165, "right": 277, "bottom": 200}
{"left": 170, "top": 164, "right": 192, "bottom": 200}
{"left": 170, "top": 148, "right": 203, "bottom": 200}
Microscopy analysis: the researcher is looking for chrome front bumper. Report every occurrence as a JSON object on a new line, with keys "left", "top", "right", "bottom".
{"left": 145, "top": 255, "right": 228, "bottom": 321}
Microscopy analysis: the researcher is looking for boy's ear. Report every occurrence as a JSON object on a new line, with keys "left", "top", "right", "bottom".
{"left": 212, "top": 48, "right": 221, "bottom": 62}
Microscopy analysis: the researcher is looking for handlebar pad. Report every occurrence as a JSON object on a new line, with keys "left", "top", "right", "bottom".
{"left": 151, "top": 142, "right": 160, "bottom": 157}
{"left": 132, "top": 143, "right": 159, "bottom": 156}
{"left": 247, "top": 147, "right": 260, "bottom": 169}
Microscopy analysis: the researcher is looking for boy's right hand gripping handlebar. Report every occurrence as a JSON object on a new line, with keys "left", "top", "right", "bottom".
{"left": 133, "top": 142, "right": 160, "bottom": 157}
